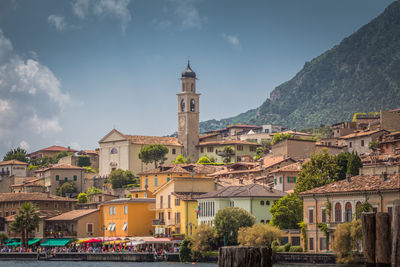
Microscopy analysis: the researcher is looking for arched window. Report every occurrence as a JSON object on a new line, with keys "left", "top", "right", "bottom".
{"left": 181, "top": 99, "right": 185, "bottom": 112}
{"left": 335, "top": 203, "right": 342, "bottom": 222}
{"left": 191, "top": 83, "right": 194, "bottom": 91}
{"left": 345, "top": 202, "right": 352, "bottom": 222}
{"left": 260, "top": 200, "right": 264, "bottom": 206}
{"left": 190, "top": 99, "right": 195, "bottom": 112}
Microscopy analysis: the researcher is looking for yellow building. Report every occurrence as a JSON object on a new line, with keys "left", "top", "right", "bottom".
{"left": 152, "top": 177, "right": 216, "bottom": 237}
{"left": 99, "top": 198, "right": 155, "bottom": 237}
{"left": 138, "top": 164, "right": 222, "bottom": 196}
{"left": 98, "top": 129, "right": 183, "bottom": 177}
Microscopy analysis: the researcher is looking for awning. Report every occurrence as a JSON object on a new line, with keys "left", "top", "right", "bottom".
{"left": 4, "top": 238, "right": 19, "bottom": 245}
{"left": 40, "top": 238, "right": 71, "bottom": 247}
{"left": 6, "top": 239, "right": 41, "bottom": 246}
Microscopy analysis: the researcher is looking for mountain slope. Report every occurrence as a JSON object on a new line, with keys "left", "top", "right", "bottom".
{"left": 200, "top": 0, "right": 400, "bottom": 132}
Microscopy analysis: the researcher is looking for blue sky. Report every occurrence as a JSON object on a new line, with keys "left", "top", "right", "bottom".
{"left": 0, "top": 0, "right": 394, "bottom": 155}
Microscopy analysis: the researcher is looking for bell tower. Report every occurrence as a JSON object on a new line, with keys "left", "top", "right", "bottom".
{"left": 178, "top": 61, "right": 200, "bottom": 162}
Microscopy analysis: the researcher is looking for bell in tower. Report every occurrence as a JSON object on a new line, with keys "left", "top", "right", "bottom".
{"left": 177, "top": 61, "right": 200, "bottom": 162}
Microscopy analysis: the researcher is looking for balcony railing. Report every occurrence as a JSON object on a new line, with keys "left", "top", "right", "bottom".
{"left": 45, "top": 231, "right": 77, "bottom": 238}
{"left": 0, "top": 171, "right": 10, "bottom": 176}
{"left": 152, "top": 219, "right": 165, "bottom": 226}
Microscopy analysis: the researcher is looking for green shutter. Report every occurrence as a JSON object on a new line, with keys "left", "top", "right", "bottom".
{"left": 274, "top": 179, "right": 277, "bottom": 185}
{"left": 73, "top": 175, "right": 77, "bottom": 181}
{"left": 279, "top": 177, "right": 282, "bottom": 184}
{"left": 287, "top": 177, "right": 290, "bottom": 183}
{"left": 56, "top": 175, "right": 59, "bottom": 181}
{"left": 294, "top": 177, "right": 296, "bottom": 183}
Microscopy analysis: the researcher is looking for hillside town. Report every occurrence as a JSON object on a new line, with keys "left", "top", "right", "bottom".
{"left": 1, "top": 63, "right": 400, "bottom": 264}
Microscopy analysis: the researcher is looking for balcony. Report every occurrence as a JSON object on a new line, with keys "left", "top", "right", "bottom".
{"left": 0, "top": 171, "right": 10, "bottom": 176}
{"left": 45, "top": 231, "right": 77, "bottom": 238}
{"left": 152, "top": 219, "right": 165, "bottom": 226}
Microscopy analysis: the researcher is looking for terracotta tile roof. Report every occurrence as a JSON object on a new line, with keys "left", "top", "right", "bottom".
{"left": 0, "top": 160, "right": 28, "bottom": 166}
{"left": 197, "top": 184, "right": 286, "bottom": 199}
{"left": 46, "top": 209, "right": 98, "bottom": 221}
{"left": 221, "top": 167, "right": 263, "bottom": 175}
{"left": 280, "top": 130, "right": 313, "bottom": 137}
{"left": 124, "top": 135, "right": 182, "bottom": 146}
{"left": 78, "top": 150, "right": 99, "bottom": 155}
{"left": 270, "top": 162, "right": 302, "bottom": 174}
{"left": 29, "top": 145, "right": 78, "bottom": 155}
{"left": 138, "top": 164, "right": 223, "bottom": 175}
{"left": 199, "top": 133, "right": 220, "bottom": 141}
{"left": 0, "top": 193, "right": 76, "bottom": 202}
{"left": 216, "top": 178, "right": 264, "bottom": 187}
{"left": 102, "top": 198, "right": 155, "bottom": 205}
{"left": 6, "top": 210, "right": 63, "bottom": 222}
{"left": 35, "top": 164, "right": 84, "bottom": 172}
{"left": 299, "top": 174, "right": 400, "bottom": 196}
{"left": 339, "top": 129, "right": 388, "bottom": 140}
{"left": 263, "top": 156, "right": 295, "bottom": 168}
{"left": 199, "top": 140, "right": 258, "bottom": 146}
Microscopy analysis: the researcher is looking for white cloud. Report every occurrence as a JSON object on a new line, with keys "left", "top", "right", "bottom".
{"left": 19, "top": 140, "right": 30, "bottom": 151}
{"left": 0, "top": 29, "right": 70, "bottom": 152}
{"left": 72, "top": 0, "right": 132, "bottom": 31}
{"left": 222, "top": 33, "right": 240, "bottom": 47}
{"left": 48, "top": 15, "right": 67, "bottom": 32}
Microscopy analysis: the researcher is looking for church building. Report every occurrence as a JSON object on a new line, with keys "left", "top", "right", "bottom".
{"left": 98, "top": 62, "right": 200, "bottom": 176}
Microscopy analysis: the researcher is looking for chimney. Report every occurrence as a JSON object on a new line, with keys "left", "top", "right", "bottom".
{"left": 382, "top": 172, "right": 388, "bottom": 181}
{"left": 346, "top": 174, "right": 351, "bottom": 182}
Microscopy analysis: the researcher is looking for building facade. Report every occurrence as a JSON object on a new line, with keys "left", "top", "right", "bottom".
{"left": 198, "top": 140, "right": 259, "bottom": 163}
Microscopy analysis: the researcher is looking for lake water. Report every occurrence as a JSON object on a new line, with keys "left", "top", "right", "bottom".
{"left": 0, "top": 262, "right": 346, "bottom": 267}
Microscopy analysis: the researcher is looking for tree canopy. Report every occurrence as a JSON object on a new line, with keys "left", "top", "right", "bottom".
{"left": 270, "top": 193, "right": 303, "bottom": 229}
{"left": 138, "top": 144, "right": 169, "bottom": 168}
{"left": 10, "top": 202, "right": 39, "bottom": 248}
{"left": 174, "top": 155, "right": 190, "bottom": 164}
{"left": 56, "top": 182, "right": 78, "bottom": 196}
{"left": 238, "top": 224, "right": 282, "bottom": 248}
{"left": 78, "top": 156, "right": 91, "bottom": 167}
{"left": 214, "top": 207, "right": 255, "bottom": 246}
{"left": 109, "top": 169, "right": 137, "bottom": 189}
{"left": 190, "top": 224, "right": 218, "bottom": 260}
{"left": 272, "top": 133, "right": 293, "bottom": 145}
{"left": 294, "top": 149, "right": 339, "bottom": 194}
{"left": 3, "top": 148, "right": 29, "bottom": 162}
{"left": 77, "top": 192, "right": 88, "bottom": 204}
{"left": 86, "top": 187, "right": 102, "bottom": 196}
{"left": 197, "top": 156, "right": 211, "bottom": 164}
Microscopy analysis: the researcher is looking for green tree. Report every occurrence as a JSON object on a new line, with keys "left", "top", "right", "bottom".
{"left": 197, "top": 156, "right": 211, "bottom": 164}
{"left": 86, "top": 187, "right": 102, "bottom": 196}
{"left": 270, "top": 193, "right": 303, "bottom": 229}
{"left": 336, "top": 152, "right": 350, "bottom": 180}
{"left": 294, "top": 149, "right": 339, "bottom": 193}
{"left": 333, "top": 220, "right": 362, "bottom": 264}
{"left": 77, "top": 192, "right": 88, "bottom": 204}
{"left": 53, "top": 151, "right": 73, "bottom": 163}
{"left": 0, "top": 233, "right": 8, "bottom": 245}
{"left": 109, "top": 169, "right": 137, "bottom": 189}
{"left": 10, "top": 202, "right": 39, "bottom": 248}
{"left": 189, "top": 224, "right": 218, "bottom": 260}
{"left": 173, "top": 155, "right": 190, "bottom": 164}
{"left": 179, "top": 238, "right": 192, "bottom": 262}
{"left": 78, "top": 156, "right": 91, "bottom": 167}
{"left": 222, "top": 146, "right": 234, "bottom": 154}
{"left": 3, "top": 148, "right": 29, "bottom": 162}
{"left": 56, "top": 182, "right": 78, "bottom": 196}
{"left": 138, "top": 144, "right": 169, "bottom": 168}
{"left": 346, "top": 152, "right": 362, "bottom": 176}
{"left": 214, "top": 207, "right": 255, "bottom": 246}
{"left": 272, "top": 133, "right": 293, "bottom": 145}
{"left": 238, "top": 224, "right": 282, "bottom": 247}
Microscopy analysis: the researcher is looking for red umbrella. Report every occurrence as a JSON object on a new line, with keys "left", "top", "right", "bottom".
{"left": 84, "top": 238, "right": 102, "bottom": 243}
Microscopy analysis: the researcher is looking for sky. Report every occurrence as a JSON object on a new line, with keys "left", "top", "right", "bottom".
{"left": 0, "top": 0, "right": 395, "bottom": 156}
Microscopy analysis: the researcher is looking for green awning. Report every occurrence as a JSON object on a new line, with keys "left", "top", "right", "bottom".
{"left": 4, "top": 238, "right": 19, "bottom": 245}
{"left": 40, "top": 238, "right": 71, "bottom": 247}
{"left": 6, "top": 239, "right": 41, "bottom": 246}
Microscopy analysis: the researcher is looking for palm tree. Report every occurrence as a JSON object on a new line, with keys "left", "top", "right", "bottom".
{"left": 10, "top": 202, "right": 40, "bottom": 248}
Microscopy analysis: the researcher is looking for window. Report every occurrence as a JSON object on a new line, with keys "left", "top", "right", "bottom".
{"left": 135, "top": 194, "right": 138, "bottom": 198}
{"left": 321, "top": 208, "right": 327, "bottom": 223}
{"left": 172, "top": 148, "right": 176, "bottom": 154}
{"left": 181, "top": 99, "right": 185, "bottom": 112}
{"left": 168, "top": 195, "right": 171, "bottom": 208}
{"left": 373, "top": 206, "right": 378, "bottom": 213}
{"left": 361, "top": 140, "right": 364, "bottom": 147}
{"left": 190, "top": 99, "right": 195, "bottom": 112}
{"left": 229, "top": 200, "right": 234, "bottom": 207}
{"left": 320, "top": 238, "right": 327, "bottom": 251}
{"left": 207, "top": 146, "right": 214, "bottom": 153}
{"left": 388, "top": 206, "right": 393, "bottom": 220}
{"left": 349, "top": 142, "right": 352, "bottom": 148}
{"left": 279, "top": 177, "right": 282, "bottom": 184}
{"left": 266, "top": 200, "right": 270, "bottom": 206}
{"left": 293, "top": 177, "right": 296, "bottom": 183}
{"left": 64, "top": 177, "right": 68, "bottom": 181}
{"left": 167, "top": 177, "right": 171, "bottom": 182}
{"left": 160, "top": 196, "right": 163, "bottom": 208}
{"left": 287, "top": 177, "right": 290, "bottom": 183}
{"left": 124, "top": 205, "right": 128, "bottom": 214}
{"left": 200, "top": 147, "right": 204, "bottom": 153}
{"left": 250, "top": 146, "right": 256, "bottom": 152}
{"left": 73, "top": 175, "right": 77, "bottom": 181}
{"left": 56, "top": 175, "right": 59, "bottom": 181}
{"left": 274, "top": 178, "right": 277, "bottom": 185}
{"left": 355, "top": 201, "right": 362, "bottom": 219}
{"left": 87, "top": 223, "right": 93, "bottom": 233}
{"left": 260, "top": 200, "right": 264, "bottom": 206}
{"left": 309, "top": 208, "right": 314, "bottom": 223}
{"left": 345, "top": 202, "right": 352, "bottom": 222}
{"left": 145, "top": 177, "right": 148, "bottom": 186}
{"left": 175, "top": 212, "right": 181, "bottom": 224}
{"left": 168, "top": 212, "right": 171, "bottom": 220}
{"left": 237, "top": 145, "right": 243, "bottom": 151}
{"left": 175, "top": 198, "right": 180, "bottom": 206}
{"left": 260, "top": 220, "right": 265, "bottom": 224}
{"left": 309, "top": 238, "right": 314, "bottom": 251}
{"left": 335, "top": 203, "right": 342, "bottom": 222}
{"left": 291, "top": 237, "right": 300, "bottom": 246}
{"left": 281, "top": 237, "right": 288, "bottom": 245}
{"left": 122, "top": 222, "right": 127, "bottom": 231}
{"left": 154, "top": 177, "right": 158, "bottom": 186}
{"left": 110, "top": 223, "right": 116, "bottom": 231}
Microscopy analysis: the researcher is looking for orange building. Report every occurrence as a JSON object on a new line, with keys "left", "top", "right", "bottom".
{"left": 99, "top": 198, "right": 155, "bottom": 237}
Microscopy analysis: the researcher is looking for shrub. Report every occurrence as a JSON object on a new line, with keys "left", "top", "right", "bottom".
{"left": 197, "top": 156, "right": 211, "bottom": 164}
{"left": 238, "top": 224, "right": 282, "bottom": 248}
{"left": 284, "top": 243, "right": 291, "bottom": 252}
{"left": 189, "top": 224, "right": 218, "bottom": 261}
{"left": 332, "top": 220, "right": 362, "bottom": 264}
{"left": 78, "top": 156, "right": 91, "bottom": 167}
{"left": 179, "top": 238, "right": 192, "bottom": 262}
{"left": 77, "top": 193, "right": 88, "bottom": 204}
{"left": 289, "top": 246, "right": 303, "bottom": 252}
